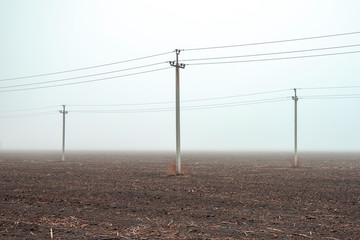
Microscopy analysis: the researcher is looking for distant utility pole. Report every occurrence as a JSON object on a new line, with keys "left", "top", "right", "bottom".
{"left": 292, "top": 89, "right": 298, "bottom": 167}
{"left": 59, "top": 105, "right": 68, "bottom": 161}
{"left": 169, "top": 49, "right": 185, "bottom": 175}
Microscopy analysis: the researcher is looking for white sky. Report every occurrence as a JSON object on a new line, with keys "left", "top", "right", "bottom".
{"left": 1, "top": 0, "right": 360, "bottom": 152}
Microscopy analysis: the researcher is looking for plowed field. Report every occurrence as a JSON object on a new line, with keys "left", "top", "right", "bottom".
{"left": 0, "top": 152, "right": 359, "bottom": 239}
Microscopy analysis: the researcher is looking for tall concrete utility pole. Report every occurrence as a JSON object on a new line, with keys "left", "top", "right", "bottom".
{"left": 59, "top": 105, "right": 68, "bottom": 161}
{"left": 292, "top": 89, "right": 298, "bottom": 167}
{"left": 170, "top": 49, "right": 185, "bottom": 175}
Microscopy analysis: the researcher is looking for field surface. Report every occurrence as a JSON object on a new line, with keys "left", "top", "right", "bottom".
{"left": 0, "top": 151, "right": 359, "bottom": 239}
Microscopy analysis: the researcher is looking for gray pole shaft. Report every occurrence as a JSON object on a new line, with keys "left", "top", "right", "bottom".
{"left": 294, "top": 89, "right": 298, "bottom": 167}
{"left": 62, "top": 105, "right": 66, "bottom": 161}
{"left": 175, "top": 51, "right": 181, "bottom": 175}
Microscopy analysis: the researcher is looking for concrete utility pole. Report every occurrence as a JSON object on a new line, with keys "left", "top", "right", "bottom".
{"left": 170, "top": 50, "right": 185, "bottom": 175}
{"left": 59, "top": 105, "right": 68, "bottom": 161}
{"left": 292, "top": 89, "right": 298, "bottom": 167}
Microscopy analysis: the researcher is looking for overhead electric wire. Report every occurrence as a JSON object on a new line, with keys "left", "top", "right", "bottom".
{"left": 299, "top": 86, "right": 360, "bottom": 90}
{"left": 183, "top": 89, "right": 290, "bottom": 102}
{"left": 183, "top": 97, "right": 289, "bottom": 110}
{"left": 3, "top": 31, "right": 359, "bottom": 82}
{"left": 69, "top": 101, "right": 174, "bottom": 107}
{"left": 2, "top": 88, "right": 359, "bottom": 118}
{"left": 303, "top": 96, "right": 360, "bottom": 99}
{"left": 27, "top": 83, "right": 357, "bottom": 108}
{"left": 2, "top": 86, "right": 358, "bottom": 118}
{"left": 71, "top": 108, "right": 172, "bottom": 113}
{"left": 67, "top": 89, "right": 290, "bottom": 107}
{"left": 0, "top": 62, "right": 167, "bottom": 89}
{"left": 0, "top": 67, "right": 172, "bottom": 93}
{"left": 0, "top": 51, "right": 174, "bottom": 82}
{"left": 186, "top": 50, "right": 360, "bottom": 66}
{"left": 0, "top": 111, "right": 58, "bottom": 119}
{"left": 0, "top": 89, "right": 292, "bottom": 117}
{"left": 182, "top": 31, "right": 360, "bottom": 51}
{"left": 181, "top": 44, "right": 360, "bottom": 62}
{"left": 0, "top": 105, "right": 58, "bottom": 113}
{"left": 301, "top": 94, "right": 360, "bottom": 99}
{"left": 70, "top": 97, "right": 290, "bottom": 114}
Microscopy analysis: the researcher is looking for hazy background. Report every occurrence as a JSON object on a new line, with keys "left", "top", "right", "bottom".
{"left": 1, "top": 0, "right": 360, "bottom": 152}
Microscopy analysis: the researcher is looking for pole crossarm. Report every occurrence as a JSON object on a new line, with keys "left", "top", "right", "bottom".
{"left": 169, "top": 61, "right": 186, "bottom": 68}
{"left": 292, "top": 88, "right": 299, "bottom": 102}
{"left": 169, "top": 50, "right": 186, "bottom": 69}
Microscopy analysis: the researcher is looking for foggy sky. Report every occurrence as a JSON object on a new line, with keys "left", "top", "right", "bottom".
{"left": 1, "top": 0, "right": 360, "bottom": 152}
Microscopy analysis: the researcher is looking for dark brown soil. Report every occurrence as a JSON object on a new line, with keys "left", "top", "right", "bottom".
{"left": 0, "top": 151, "right": 359, "bottom": 239}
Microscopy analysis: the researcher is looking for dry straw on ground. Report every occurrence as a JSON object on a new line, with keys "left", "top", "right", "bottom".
{"left": 166, "top": 161, "right": 190, "bottom": 176}
{"left": 288, "top": 157, "right": 302, "bottom": 167}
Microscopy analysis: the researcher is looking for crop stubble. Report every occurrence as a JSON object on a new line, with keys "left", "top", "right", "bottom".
{"left": 0, "top": 152, "right": 359, "bottom": 239}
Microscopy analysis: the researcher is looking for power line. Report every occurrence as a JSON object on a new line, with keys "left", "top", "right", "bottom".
{"left": 2, "top": 31, "right": 360, "bottom": 82}
{"left": 186, "top": 50, "right": 360, "bottom": 66}
{"left": 0, "top": 111, "right": 57, "bottom": 119}
{"left": 67, "top": 89, "right": 290, "bottom": 107}
{"left": 183, "top": 97, "right": 289, "bottom": 110}
{"left": 0, "top": 67, "right": 172, "bottom": 93}
{"left": 181, "top": 44, "right": 360, "bottom": 62}
{"left": 304, "top": 96, "right": 360, "bottom": 99}
{"left": 182, "top": 31, "right": 360, "bottom": 51}
{"left": 299, "top": 86, "right": 360, "bottom": 90}
{"left": 67, "top": 86, "right": 360, "bottom": 107}
{"left": 301, "top": 94, "right": 360, "bottom": 99}
{"left": 70, "top": 97, "right": 290, "bottom": 114}
{"left": 2, "top": 87, "right": 358, "bottom": 116}
{"left": 69, "top": 101, "right": 174, "bottom": 107}
{"left": 0, "top": 88, "right": 293, "bottom": 116}
{"left": 0, "top": 62, "right": 166, "bottom": 89}
{"left": 0, "top": 106, "right": 58, "bottom": 113}
{"left": 0, "top": 51, "right": 174, "bottom": 82}
{"left": 183, "top": 89, "right": 290, "bottom": 102}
